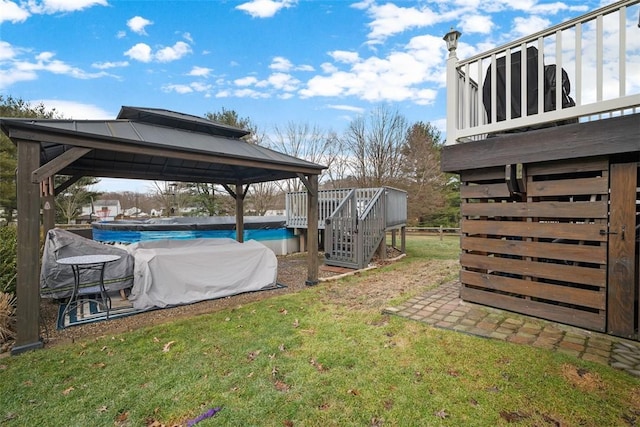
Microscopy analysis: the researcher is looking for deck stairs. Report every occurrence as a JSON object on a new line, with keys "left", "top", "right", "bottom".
{"left": 285, "top": 187, "right": 407, "bottom": 269}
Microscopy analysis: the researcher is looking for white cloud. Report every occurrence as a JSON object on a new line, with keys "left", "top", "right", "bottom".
{"left": 267, "top": 72, "right": 300, "bottom": 91}
{"left": 511, "top": 15, "right": 552, "bottom": 38}
{"left": 270, "top": 56, "right": 293, "bottom": 71}
{"left": 27, "top": 0, "right": 107, "bottom": 14}
{"left": 124, "top": 41, "right": 191, "bottom": 63}
{"left": 29, "top": 100, "right": 113, "bottom": 119}
{"left": 162, "top": 84, "right": 193, "bottom": 94}
{"left": 116, "top": 30, "right": 126, "bottom": 39}
{"left": 350, "top": 0, "right": 374, "bottom": 11}
{"left": 0, "top": 0, "right": 30, "bottom": 23}
{"left": 236, "top": 0, "right": 296, "bottom": 18}
{"left": 321, "top": 62, "right": 339, "bottom": 73}
{"left": 92, "top": 60, "right": 129, "bottom": 69}
{"left": 233, "top": 88, "right": 270, "bottom": 98}
{"left": 155, "top": 41, "right": 192, "bottom": 62}
{"left": 127, "top": 16, "right": 153, "bottom": 35}
{"left": 269, "top": 56, "right": 314, "bottom": 72}
{"left": 188, "top": 66, "right": 212, "bottom": 77}
{"left": 0, "top": 50, "right": 110, "bottom": 88}
{"left": 124, "top": 43, "right": 153, "bottom": 62}
{"left": 460, "top": 14, "right": 494, "bottom": 34}
{"left": 361, "top": 2, "right": 437, "bottom": 43}
{"left": 0, "top": 68, "right": 37, "bottom": 88}
{"left": 299, "top": 33, "right": 444, "bottom": 106}
{"left": 162, "top": 81, "right": 212, "bottom": 94}
{"left": 190, "top": 82, "right": 211, "bottom": 92}
{"left": 0, "top": 40, "right": 18, "bottom": 61}
{"left": 182, "top": 32, "right": 194, "bottom": 43}
{"left": 327, "top": 104, "right": 365, "bottom": 114}
{"left": 529, "top": 2, "right": 589, "bottom": 14}
{"left": 329, "top": 51, "right": 360, "bottom": 64}
{"left": 235, "top": 76, "right": 258, "bottom": 86}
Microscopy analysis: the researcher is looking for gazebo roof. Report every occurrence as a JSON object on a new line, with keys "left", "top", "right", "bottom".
{"left": 0, "top": 106, "right": 325, "bottom": 185}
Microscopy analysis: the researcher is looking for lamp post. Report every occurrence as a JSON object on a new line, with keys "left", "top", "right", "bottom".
{"left": 169, "top": 183, "right": 177, "bottom": 216}
{"left": 443, "top": 28, "right": 461, "bottom": 145}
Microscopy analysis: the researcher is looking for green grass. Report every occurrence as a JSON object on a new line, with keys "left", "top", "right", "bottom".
{"left": 1, "top": 236, "right": 639, "bottom": 426}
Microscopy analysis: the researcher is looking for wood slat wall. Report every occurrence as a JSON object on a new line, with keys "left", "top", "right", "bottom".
{"left": 459, "top": 157, "right": 609, "bottom": 331}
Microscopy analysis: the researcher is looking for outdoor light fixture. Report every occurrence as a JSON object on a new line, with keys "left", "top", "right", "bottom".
{"left": 443, "top": 28, "right": 461, "bottom": 52}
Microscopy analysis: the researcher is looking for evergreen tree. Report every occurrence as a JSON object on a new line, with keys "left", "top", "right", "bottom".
{"left": 0, "top": 96, "right": 60, "bottom": 223}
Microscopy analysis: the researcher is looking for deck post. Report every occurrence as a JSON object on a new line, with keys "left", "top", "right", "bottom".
{"left": 444, "top": 29, "right": 461, "bottom": 146}
{"left": 305, "top": 174, "right": 319, "bottom": 286}
{"left": 12, "top": 139, "right": 44, "bottom": 355}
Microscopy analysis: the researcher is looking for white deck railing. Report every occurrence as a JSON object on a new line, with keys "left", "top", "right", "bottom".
{"left": 445, "top": 0, "right": 640, "bottom": 144}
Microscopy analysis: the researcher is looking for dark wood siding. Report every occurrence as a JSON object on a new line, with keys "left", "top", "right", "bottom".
{"left": 458, "top": 157, "right": 609, "bottom": 331}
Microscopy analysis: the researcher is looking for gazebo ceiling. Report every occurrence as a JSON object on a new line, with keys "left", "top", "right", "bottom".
{"left": 0, "top": 106, "right": 325, "bottom": 186}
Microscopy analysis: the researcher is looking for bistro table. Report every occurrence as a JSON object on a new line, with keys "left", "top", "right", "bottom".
{"left": 56, "top": 254, "right": 121, "bottom": 326}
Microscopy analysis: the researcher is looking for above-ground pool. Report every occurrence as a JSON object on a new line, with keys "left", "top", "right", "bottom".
{"left": 92, "top": 216, "right": 299, "bottom": 255}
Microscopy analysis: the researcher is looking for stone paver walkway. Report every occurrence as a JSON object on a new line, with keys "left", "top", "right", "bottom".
{"left": 383, "top": 281, "right": 640, "bottom": 377}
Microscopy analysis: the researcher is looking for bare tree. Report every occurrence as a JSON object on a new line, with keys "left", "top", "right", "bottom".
{"left": 149, "top": 181, "right": 190, "bottom": 216}
{"left": 245, "top": 181, "right": 279, "bottom": 215}
{"left": 321, "top": 132, "right": 352, "bottom": 189}
{"left": 342, "top": 105, "right": 408, "bottom": 187}
{"left": 268, "top": 121, "right": 340, "bottom": 193}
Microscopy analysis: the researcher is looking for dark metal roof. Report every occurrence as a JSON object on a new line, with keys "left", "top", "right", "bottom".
{"left": 0, "top": 106, "right": 326, "bottom": 186}
{"left": 117, "top": 106, "right": 251, "bottom": 139}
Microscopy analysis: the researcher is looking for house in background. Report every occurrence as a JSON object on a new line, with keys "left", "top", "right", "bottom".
{"left": 80, "top": 199, "right": 122, "bottom": 222}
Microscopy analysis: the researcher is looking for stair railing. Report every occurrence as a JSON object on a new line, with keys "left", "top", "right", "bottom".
{"left": 356, "top": 187, "right": 387, "bottom": 269}
{"left": 324, "top": 189, "right": 359, "bottom": 268}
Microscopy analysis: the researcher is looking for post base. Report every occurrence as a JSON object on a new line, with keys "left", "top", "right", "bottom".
{"left": 10, "top": 339, "right": 44, "bottom": 356}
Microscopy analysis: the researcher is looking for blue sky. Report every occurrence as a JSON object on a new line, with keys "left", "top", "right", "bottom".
{"left": 0, "top": 0, "right": 609, "bottom": 191}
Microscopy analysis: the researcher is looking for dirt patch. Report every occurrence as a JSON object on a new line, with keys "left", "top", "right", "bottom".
{"left": 561, "top": 363, "right": 606, "bottom": 392}
{"left": 321, "top": 258, "right": 458, "bottom": 310}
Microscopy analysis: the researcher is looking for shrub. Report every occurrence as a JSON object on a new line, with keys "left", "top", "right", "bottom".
{"left": 0, "top": 291, "right": 16, "bottom": 343}
{"left": 0, "top": 225, "right": 17, "bottom": 294}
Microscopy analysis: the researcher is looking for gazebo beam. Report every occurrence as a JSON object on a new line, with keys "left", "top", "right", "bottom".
{"left": 31, "top": 147, "right": 92, "bottom": 183}
{"left": 11, "top": 140, "right": 44, "bottom": 355}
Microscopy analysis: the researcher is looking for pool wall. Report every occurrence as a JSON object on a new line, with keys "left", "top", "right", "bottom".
{"left": 92, "top": 216, "right": 300, "bottom": 255}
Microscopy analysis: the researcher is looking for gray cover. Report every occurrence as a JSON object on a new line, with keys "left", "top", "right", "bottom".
{"left": 126, "top": 238, "right": 277, "bottom": 310}
{"left": 40, "top": 228, "right": 134, "bottom": 299}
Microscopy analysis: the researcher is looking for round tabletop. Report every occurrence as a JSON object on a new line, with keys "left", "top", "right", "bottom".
{"left": 56, "top": 254, "right": 121, "bottom": 266}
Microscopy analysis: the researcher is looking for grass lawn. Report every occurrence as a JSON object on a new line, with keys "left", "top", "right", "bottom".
{"left": 1, "top": 235, "right": 639, "bottom": 426}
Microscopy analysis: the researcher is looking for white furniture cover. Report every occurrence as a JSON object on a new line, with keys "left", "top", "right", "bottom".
{"left": 126, "top": 238, "right": 278, "bottom": 310}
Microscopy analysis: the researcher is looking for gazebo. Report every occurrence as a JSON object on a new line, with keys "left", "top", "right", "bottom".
{"left": 1, "top": 106, "right": 326, "bottom": 355}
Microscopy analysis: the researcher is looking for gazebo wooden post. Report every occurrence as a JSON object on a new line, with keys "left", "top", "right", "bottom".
{"left": 235, "top": 184, "right": 245, "bottom": 243}
{"left": 305, "top": 174, "right": 319, "bottom": 286}
{"left": 12, "top": 140, "right": 44, "bottom": 355}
